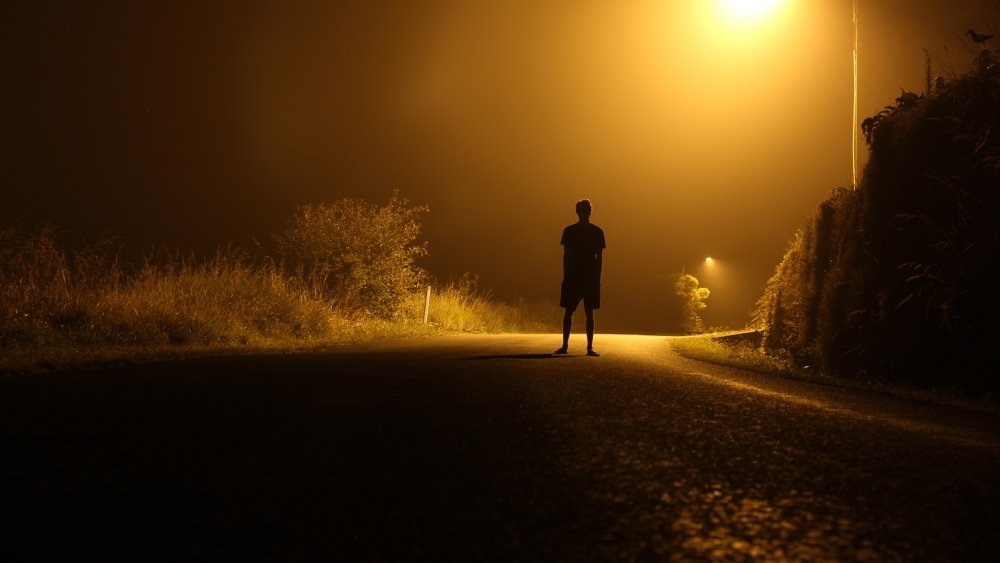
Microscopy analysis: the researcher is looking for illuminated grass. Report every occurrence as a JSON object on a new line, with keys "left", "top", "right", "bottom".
{"left": 0, "top": 227, "right": 557, "bottom": 374}
{"left": 670, "top": 330, "right": 791, "bottom": 375}
{"left": 416, "top": 274, "right": 558, "bottom": 334}
{"left": 672, "top": 331, "right": 1000, "bottom": 413}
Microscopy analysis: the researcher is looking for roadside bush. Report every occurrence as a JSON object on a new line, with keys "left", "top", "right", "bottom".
{"left": 674, "top": 273, "right": 710, "bottom": 334}
{"left": 273, "top": 190, "right": 429, "bottom": 319}
{"left": 752, "top": 49, "right": 1000, "bottom": 394}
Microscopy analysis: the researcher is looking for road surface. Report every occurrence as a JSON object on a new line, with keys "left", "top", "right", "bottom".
{"left": 2, "top": 333, "right": 999, "bottom": 561}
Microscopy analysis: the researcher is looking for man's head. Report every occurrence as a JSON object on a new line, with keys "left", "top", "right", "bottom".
{"left": 575, "top": 199, "right": 592, "bottom": 219}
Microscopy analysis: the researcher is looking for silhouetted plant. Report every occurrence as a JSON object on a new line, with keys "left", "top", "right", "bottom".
{"left": 755, "top": 47, "right": 1000, "bottom": 394}
{"left": 674, "top": 273, "right": 710, "bottom": 334}
{"left": 861, "top": 89, "right": 923, "bottom": 146}
{"left": 273, "top": 190, "right": 429, "bottom": 319}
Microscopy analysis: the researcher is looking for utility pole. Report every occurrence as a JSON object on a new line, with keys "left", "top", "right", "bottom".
{"left": 852, "top": 0, "right": 859, "bottom": 189}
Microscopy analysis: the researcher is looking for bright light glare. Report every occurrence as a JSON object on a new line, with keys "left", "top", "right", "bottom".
{"left": 705, "top": 257, "right": 714, "bottom": 264}
{"left": 717, "top": 0, "right": 782, "bottom": 24}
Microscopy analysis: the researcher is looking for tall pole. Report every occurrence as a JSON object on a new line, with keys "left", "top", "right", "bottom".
{"left": 423, "top": 285, "right": 431, "bottom": 324}
{"left": 852, "top": 0, "right": 859, "bottom": 189}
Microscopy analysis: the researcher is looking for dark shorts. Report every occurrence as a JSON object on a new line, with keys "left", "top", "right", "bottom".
{"left": 560, "top": 279, "right": 601, "bottom": 310}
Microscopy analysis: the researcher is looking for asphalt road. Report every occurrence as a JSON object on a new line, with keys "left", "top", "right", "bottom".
{"left": 2, "top": 334, "right": 999, "bottom": 561}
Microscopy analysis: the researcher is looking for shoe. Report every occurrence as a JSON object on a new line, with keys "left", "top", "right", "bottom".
{"left": 586, "top": 349, "right": 600, "bottom": 357}
{"left": 554, "top": 347, "right": 568, "bottom": 354}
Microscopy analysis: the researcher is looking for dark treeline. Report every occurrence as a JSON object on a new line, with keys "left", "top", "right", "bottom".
{"left": 754, "top": 49, "right": 1000, "bottom": 396}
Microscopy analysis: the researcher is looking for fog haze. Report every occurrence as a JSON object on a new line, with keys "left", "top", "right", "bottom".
{"left": 3, "top": 0, "right": 996, "bottom": 332}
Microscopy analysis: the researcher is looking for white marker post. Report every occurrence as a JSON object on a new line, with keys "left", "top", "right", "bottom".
{"left": 423, "top": 285, "right": 431, "bottom": 324}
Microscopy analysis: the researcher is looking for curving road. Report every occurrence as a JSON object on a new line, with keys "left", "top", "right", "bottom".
{"left": 2, "top": 334, "right": 999, "bottom": 561}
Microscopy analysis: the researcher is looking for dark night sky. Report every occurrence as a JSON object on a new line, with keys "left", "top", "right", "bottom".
{"left": 3, "top": 0, "right": 997, "bottom": 332}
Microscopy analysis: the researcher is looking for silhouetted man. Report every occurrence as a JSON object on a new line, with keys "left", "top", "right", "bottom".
{"left": 555, "top": 198, "right": 606, "bottom": 356}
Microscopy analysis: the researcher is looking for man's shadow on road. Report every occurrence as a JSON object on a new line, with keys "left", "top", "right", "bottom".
{"left": 462, "top": 353, "right": 573, "bottom": 360}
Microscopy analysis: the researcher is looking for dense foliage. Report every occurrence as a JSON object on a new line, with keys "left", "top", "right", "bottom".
{"left": 675, "top": 273, "right": 711, "bottom": 334}
{"left": 273, "top": 191, "right": 429, "bottom": 319}
{"left": 754, "top": 50, "right": 1000, "bottom": 394}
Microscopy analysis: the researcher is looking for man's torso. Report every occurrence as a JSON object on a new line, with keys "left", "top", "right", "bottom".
{"left": 561, "top": 222, "right": 605, "bottom": 280}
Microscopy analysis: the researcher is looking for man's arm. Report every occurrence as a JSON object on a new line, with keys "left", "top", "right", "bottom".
{"left": 560, "top": 227, "right": 571, "bottom": 276}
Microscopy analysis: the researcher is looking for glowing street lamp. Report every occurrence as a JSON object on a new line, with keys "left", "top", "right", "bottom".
{"left": 701, "top": 257, "right": 717, "bottom": 289}
{"left": 680, "top": 256, "right": 714, "bottom": 274}
{"left": 712, "top": 0, "right": 860, "bottom": 189}
{"left": 717, "top": 0, "right": 782, "bottom": 24}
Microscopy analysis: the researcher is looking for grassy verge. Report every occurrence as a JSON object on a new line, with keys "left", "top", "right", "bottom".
{"left": 417, "top": 274, "right": 558, "bottom": 334}
{"left": 670, "top": 330, "right": 792, "bottom": 376}
{"left": 2, "top": 285, "right": 557, "bottom": 376}
{"left": 671, "top": 331, "right": 999, "bottom": 415}
{"left": 0, "top": 228, "right": 557, "bottom": 376}
{"left": 3, "top": 291, "right": 556, "bottom": 376}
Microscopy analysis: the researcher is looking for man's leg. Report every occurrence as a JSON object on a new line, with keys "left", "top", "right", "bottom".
{"left": 584, "top": 306, "right": 599, "bottom": 356}
{"left": 556, "top": 305, "right": 576, "bottom": 354}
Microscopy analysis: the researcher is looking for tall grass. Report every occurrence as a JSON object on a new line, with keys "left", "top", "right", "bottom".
{"left": 419, "top": 274, "right": 559, "bottom": 334}
{"left": 112, "top": 249, "right": 336, "bottom": 346}
{"left": 1, "top": 226, "right": 557, "bottom": 373}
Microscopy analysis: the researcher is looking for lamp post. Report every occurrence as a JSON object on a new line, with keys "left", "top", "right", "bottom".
{"left": 852, "top": 0, "right": 859, "bottom": 189}
{"left": 712, "top": 0, "right": 859, "bottom": 188}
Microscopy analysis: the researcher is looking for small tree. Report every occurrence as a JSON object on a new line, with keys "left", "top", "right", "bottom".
{"left": 675, "top": 273, "right": 710, "bottom": 334}
{"left": 274, "top": 190, "right": 428, "bottom": 318}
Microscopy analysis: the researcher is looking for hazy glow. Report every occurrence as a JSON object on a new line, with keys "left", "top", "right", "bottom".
{"left": 717, "top": 0, "right": 784, "bottom": 25}
{"left": 5, "top": 0, "right": 991, "bottom": 333}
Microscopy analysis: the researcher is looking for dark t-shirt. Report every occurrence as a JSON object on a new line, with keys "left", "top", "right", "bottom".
{"left": 560, "top": 222, "right": 606, "bottom": 282}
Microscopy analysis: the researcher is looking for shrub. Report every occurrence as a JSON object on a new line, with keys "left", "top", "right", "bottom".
{"left": 273, "top": 191, "right": 429, "bottom": 319}
{"left": 674, "top": 273, "right": 710, "bottom": 334}
{"left": 753, "top": 49, "right": 1000, "bottom": 393}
